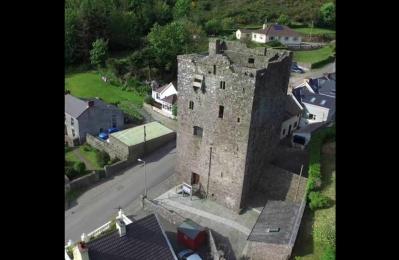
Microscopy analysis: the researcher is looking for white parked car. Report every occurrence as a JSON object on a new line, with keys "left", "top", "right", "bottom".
{"left": 177, "top": 249, "right": 202, "bottom": 260}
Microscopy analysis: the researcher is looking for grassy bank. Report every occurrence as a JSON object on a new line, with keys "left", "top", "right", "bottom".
{"left": 293, "top": 45, "right": 334, "bottom": 64}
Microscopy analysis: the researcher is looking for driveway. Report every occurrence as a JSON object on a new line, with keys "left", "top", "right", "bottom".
{"left": 65, "top": 141, "right": 176, "bottom": 243}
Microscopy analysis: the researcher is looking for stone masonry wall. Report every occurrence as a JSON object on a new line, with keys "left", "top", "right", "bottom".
{"left": 176, "top": 53, "right": 255, "bottom": 211}
{"left": 176, "top": 39, "right": 292, "bottom": 212}
{"left": 241, "top": 53, "right": 293, "bottom": 206}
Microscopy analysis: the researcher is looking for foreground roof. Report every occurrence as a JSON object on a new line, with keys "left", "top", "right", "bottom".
{"left": 87, "top": 214, "right": 176, "bottom": 260}
{"left": 248, "top": 200, "right": 301, "bottom": 244}
{"left": 110, "top": 121, "right": 174, "bottom": 146}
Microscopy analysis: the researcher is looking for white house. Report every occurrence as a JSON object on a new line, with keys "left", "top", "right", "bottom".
{"left": 235, "top": 29, "right": 252, "bottom": 40}
{"left": 293, "top": 73, "right": 335, "bottom": 127}
{"left": 280, "top": 94, "right": 303, "bottom": 139}
{"left": 236, "top": 23, "right": 302, "bottom": 46}
{"left": 151, "top": 82, "right": 178, "bottom": 118}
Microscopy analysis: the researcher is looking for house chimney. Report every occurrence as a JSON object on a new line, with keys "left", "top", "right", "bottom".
{"left": 262, "top": 23, "right": 266, "bottom": 29}
{"left": 73, "top": 241, "right": 90, "bottom": 260}
{"left": 116, "top": 218, "right": 126, "bottom": 237}
{"left": 87, "top": 100, "right": 94, "bottom": 107}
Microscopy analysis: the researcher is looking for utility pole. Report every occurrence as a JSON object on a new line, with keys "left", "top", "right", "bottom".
{"left": 294, "top": 164, "right": 304, "bottom": 202}
{"left": 206, "top": 147, "right": 212, "bottom": 199}
{"left": 143, "top": 125, "right": 146, "bottom": 156}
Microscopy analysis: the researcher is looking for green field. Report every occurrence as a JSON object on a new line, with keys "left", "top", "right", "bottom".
{"left": 293, "top": 27, "right": 335, "bottom": 35}
{"left": 65, "top": 71, "right": 144, "bottom": 107}
{"left": 293, "top": 46, "right": 334, "bottom": 64}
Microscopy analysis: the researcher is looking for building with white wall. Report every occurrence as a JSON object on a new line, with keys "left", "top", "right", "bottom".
{"left": 151, "top": 82, "right": 178, "bottom": 117}
{"left": 236, "top": 24, "right": 302, "bottom": 46}
{"left": 293, "top": 73, "right": 335, "bottom": 126}
{"left": 280, "top": 94, "right": 303, "bottom": 139}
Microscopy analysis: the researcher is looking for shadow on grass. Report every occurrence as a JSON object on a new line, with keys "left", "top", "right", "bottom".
{"left": 290, "top": 206, "right": 315, "bottom": 259}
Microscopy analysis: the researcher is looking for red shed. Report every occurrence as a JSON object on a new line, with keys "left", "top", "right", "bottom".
{"left": 177, "top": 219, "right": 206, "bottom": 250}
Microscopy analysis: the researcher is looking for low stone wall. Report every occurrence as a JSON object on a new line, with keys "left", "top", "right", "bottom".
{"left": 208, "top": 229, "right": 222, "bottom": 260}
{"left": 247, "top": 242, "right": 291, "bottom": 260}
{"left": 143, "top": 103, "right": 177, "bottom": 131}
{"left": 86, "top": 134, "right": 116, "bottom": 157}
{"left": 104, "top": 159, "right": 137, "bottom": 177}
{"left": 143, "top": 198, "right": 185, "bottom": 225}
{"left": 69, "top": 171, "right": 101, "bottom": 191}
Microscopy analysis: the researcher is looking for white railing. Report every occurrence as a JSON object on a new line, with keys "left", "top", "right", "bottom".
{"left": 122, "top": 214, "right": 133, "bottom": 225}
{"left": 87, "top": 220, "right": 112, "bottom": 239}
{"left": 65, "top": 211, "right": 133, "bottom": 259}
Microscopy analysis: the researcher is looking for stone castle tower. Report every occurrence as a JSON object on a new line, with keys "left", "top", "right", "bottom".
{"left": 176, "top": 39, "right": 292, "bottom": 212}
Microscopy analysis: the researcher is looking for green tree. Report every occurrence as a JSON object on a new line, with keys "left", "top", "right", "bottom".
{"left": 277, "top": 14, "right": 290, "bottom": 25}
{"left": 319, "top": 2, "right": 335, "bottom": 28}
{"left": 204, "top": 18, "right": 222, "bottom": 35}
{"left": 221, "top": 17, "right": 235, "bottom": 30}
{"left": 173, "top": 0, "right": 191, "bottom": 19}
{"left": 73, "top": 161, "right": 86, "bottom": 175}
{"left": 148, "top": 21, "right": 189, "bottom": 72}
{"left": 172, "top": 104, "right": 177, "bottom": 117}
{"left": 96, "top": 150, "right": 110, "bottom": 167}
{"left": 90, "top": 38, "right": 109, "bottom": 68}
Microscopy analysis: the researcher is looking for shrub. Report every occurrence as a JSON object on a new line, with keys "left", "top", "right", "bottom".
{"left": 97, "top": 151, "right": 110, "bottom": 167}
{"left": 311, "top": 55, "right": 335, "bottom": 69}
{"left": 267, "top": 40, "right": 285, "bottom": 47}
{"left": 308, "top": 191, "right": 330, "bottom": 210}
{"left": 321, "top": 245, "right": 335, "bottom": 260}
{"left": 65, "top": 166, "right": 79, "bottom": 180}
{"left": 144, "top": 95, "right": 154, "bottom": 105}
{"left": 83, "top": 145, "right": 91, "bottom": 152}
{"left": 73, "top": 161, "right": 86, "bottom": 175}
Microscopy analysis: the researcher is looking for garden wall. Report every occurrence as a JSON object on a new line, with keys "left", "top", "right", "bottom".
{"left": 104, "top": 159, "right": 137, "bottom": 177}
{"left": 143, "top": 198, "right": 185, "bottom": 225}
{"left": 143, "top": 103, "right": 177, "bottom": 131}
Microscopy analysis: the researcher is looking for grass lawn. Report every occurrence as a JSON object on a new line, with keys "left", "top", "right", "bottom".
{"left": 65, "top": 149, "right": 79, "bottom": 164}
{"left": 291, "top": 125, "right": 335, "bottom": 260}
{"left": 293, "top": 46, "right": 334, "bottom": 64}
{"left": 293, "top": 27, "right": 335, "bottom": 35}
{"left": 65, "top": 71, "right": 144, "bottom": 107}
{"left": 78, "top": 145, "right": 102, "bottom": 170}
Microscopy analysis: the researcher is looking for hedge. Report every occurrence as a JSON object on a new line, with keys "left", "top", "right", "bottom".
{"left": 311, "top": 55, "right": 335, "bottom": 69}
{"left": 306, "top": 125, "right": 336, "bottom": 195}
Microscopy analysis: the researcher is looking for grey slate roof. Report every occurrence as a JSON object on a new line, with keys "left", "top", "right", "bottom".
{"left": 65, "top": 94, "right": 121, "bottom": 119}
{"left": 248, "top": 200, "right": 300, "bottom": 244}
{"left": 87, "top": 214, "right": 176, "bottom": 260}
{"left": 285, "top": 94, "right": 303, "bottom": 119}
{"left": 255, "top": 24, "right": 300, "bottom": 37}
{"left": 65, "top": 94, "right": 89, "bottom": 118}
{"left": 293, "top": 76, "right": 336, "bottom": 110}
{"left": 161, "top": 94, "right": 178, "bottom": 105}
